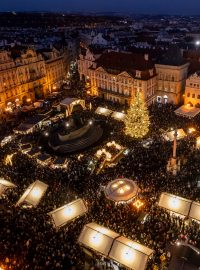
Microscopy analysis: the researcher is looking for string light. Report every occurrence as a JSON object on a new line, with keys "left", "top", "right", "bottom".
{"left": 124, "top": 92, "right": 150, "bottom": 138}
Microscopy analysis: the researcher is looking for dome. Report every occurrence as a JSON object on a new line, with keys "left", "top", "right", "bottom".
{"left": 105, "top": 178, "right": 139, "bottom": 203}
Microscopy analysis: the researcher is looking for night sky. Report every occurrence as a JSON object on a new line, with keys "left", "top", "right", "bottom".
{"left": 0, "top": 0, "right": 200, "bottom": 15}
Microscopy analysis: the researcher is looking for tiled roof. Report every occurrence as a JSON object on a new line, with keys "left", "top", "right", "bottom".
{"left": 92, "top": 51, "right": 156, "bottom": 80}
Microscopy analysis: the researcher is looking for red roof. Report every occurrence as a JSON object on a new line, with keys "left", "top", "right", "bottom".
{"left": 92, "top": 51, "right": 156, "bottom": 80}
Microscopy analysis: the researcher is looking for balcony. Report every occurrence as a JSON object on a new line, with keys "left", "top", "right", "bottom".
{"left": 99, "top": 87, "right": 131, "bottom": 98}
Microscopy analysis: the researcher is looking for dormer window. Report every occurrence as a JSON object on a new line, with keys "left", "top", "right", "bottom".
{"left": 136, "top": 70, "right": 141, "bottom": 78}
{"left": 149, "top": 69, "right": 154, "bottom": 76}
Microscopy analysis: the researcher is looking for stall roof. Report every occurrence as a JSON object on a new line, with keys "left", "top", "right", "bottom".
{"left": 78, "top": 223, "right": 120, "bottom": 256}
{"left": 158, "top": 192, "right": 192, "bottom": 216}
{"left": 60, "top": 98, "right": 78, "bottom": 107}
{"left": 95, "top": 107, "right": 113, "bottom": 116}
{"left": 109, "top": 236, "right": 153, "bottom": 270}
{"left": 16, "top": 180, "right": 48, "bottom": 207}
{"left": 48, "top": 199, "right": 87, "bottom": 228}
{"left": 175, "top": 105, "right": 200, "bottom": 118}
{"left": 37, "top": 153, "right": 51, "bottom": 162}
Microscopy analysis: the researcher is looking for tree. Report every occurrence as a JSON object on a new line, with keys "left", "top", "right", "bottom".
{"left": 124, "top": 92, "right": 150, "bottom": 138}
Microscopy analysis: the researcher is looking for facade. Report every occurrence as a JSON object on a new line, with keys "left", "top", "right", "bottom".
{"left": 89, "top": 51, "right": 157, "bottom": 106}
{"left": 78, "top": 46, "right": 106, "bottom": 82}
{"left": 184, "top": 71, "right": 200, "bottom": 107}
{"left": 0, "top": 47, "right": 66, "bottom": 112}
{"left": 155, "top": 48, "right": 189, "bottom": 105}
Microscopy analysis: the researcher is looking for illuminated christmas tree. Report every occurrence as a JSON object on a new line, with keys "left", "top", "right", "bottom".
{"left": 124, "top": 92, "right": 150, "bottom": 138}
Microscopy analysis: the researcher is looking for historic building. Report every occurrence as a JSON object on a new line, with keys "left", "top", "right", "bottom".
{"left": 88, "top": 51, "right": 157, "bottom": 106}
{"left": 0, "top": 47, "right": 66, "bottom": 112}
{"left": 78, "top": 46, "right": 106, "bottom": 82}
{"left": 155, "top": 47, "right": 189, "bottom": 104}
{"left": 184, "top": 71, "right": 200, "bottom": 107}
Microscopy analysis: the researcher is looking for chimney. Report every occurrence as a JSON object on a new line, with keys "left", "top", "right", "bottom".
{"left": 144, "top": 54, "right": 149, "bottom": 61}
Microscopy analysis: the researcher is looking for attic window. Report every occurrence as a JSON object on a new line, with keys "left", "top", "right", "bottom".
{"left": 149, "top": 69, "right": 154, "bottom": 76}
{"left": 136, "top": 70, "right": 141, "bottom": 78}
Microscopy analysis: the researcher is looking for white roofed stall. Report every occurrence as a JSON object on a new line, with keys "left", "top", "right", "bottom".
{"left": 158, "top": 192, "right": 192, "bottom": 216}
{"left": 105, "top": 178, "right": 139, "bottom": 203}
{"left": 78, "top": 223, "right": 120, "bottom": 256}
{"left": 163, "top": 129, "right": 186, "bottom": 141}
{"left": 111, "top": 111, "right": 126, "bottom": 121}
{"left": 95, "top": 107, "right": 113, "bottom": 116}
{"left": 175, "top": 105, "right": 200, "bottom": 118}
{"left": 16, "top": 180, "right": 48, "bottom": 207}
{"left": 188, "top": 201, "right": 200, "bottom": 222}
{"left": 109, "top": 236, "right": 154, "bottom": 270}
{"left": 0, "top": 178, "right": 16, "bottom": 196}
{"left": 48, "top": 199, "right": 88, "bottom": 228}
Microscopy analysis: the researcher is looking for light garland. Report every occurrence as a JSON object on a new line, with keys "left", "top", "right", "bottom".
{"left": 124, "top": 92, "right": 150, "bottom": 138}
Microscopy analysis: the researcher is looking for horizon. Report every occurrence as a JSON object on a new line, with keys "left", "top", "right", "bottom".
{"left": 1, "top": 0, "right": 200, "bottom": 15}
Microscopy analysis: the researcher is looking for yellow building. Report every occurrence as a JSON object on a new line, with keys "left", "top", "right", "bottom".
{"left": 89, "top": 51, "right": 157, "bottom": 106}
{"left": 185, "top": 71, "right": 200, "bottom": 107}
{"left": 0, "top": 47, "right": 66, "bottom": 113}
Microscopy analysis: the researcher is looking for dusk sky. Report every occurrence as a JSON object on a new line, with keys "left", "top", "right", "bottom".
{"left": 1, "top": 0, "right": 200, "bottom": 15}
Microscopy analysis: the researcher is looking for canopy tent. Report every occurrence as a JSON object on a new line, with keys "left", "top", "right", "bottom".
{"left": 14, "top": 114, "right": 49, "bottom": 134}
{"left": 20, "top": 143, "right": 32, "bottom": 153}
{"left": 196, "top": 137, "right": 200, "bottom": 149}
{"left": 158, "top": 192, "right": 192, "bottom": 216}
{"left": 37, "top": 153, "right": 51, "bottom": 165}
{"left": 0, "top": 135, "right": 15, "bottom": 147}
{"left": 188, "top": 201, "right": 200, "bottom": 222}
{"left": 111, "top": 111, "right": 126, "bottom": 121}
{"left": 78, "top": 223, "right": 120, "bottom": 256}
{"left": 163, "top": 129, "right": 186, "bottom": 141}
{"left": 109, "top": 236, "right": 154, "bottom": 270}
{"left": 48, "top": 199, "right": 87, "bottom": 228}
{"left": 60, "top": 98, "right": 85, "bottom": 116}
{"left": 0, "top": 178, "right": 16, "bottom": 196}
{"left": 105, "top": 178, "right": 139, "bottom": 203}
{"left": 95, "top": 107, "right": 113, "bottom": 116}
{"left": 52, "top": 157, "right": 68, "bottom": 168}
{"left": 16, "top": 180, "right": 48, "bottom": 207}
{"left": 27, "top": 148, "right": 40, "bottom": 157}
{"left": 175, "top": 105, "right": 200, "bottom": 119}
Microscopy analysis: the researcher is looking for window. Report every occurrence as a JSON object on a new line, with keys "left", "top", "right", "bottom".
{"left": 187, "top": 93, "right": 190, "bottom": 97}
{"left": 136, "top": 70, "right": 141, "bottom": 78}
{"left": 192, "top": 94, "right": 195, "bottom": 98}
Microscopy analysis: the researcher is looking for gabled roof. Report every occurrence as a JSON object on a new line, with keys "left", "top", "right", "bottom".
{"left": 91, "top": 51, "right": 156, "bottom": 80}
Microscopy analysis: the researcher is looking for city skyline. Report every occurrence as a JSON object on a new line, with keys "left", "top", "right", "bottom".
{"left": 1, "top": 0, "right": 200, "bottom": 15}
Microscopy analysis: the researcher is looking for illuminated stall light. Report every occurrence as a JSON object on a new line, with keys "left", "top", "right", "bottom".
{"left": 158, "top": 192, "right": 192, "bottom": 216}
{"left": 111, "top": 111, "right": 126, "bottom": 121}
{"left": 0, "top": 178, "right": 16, "bottom": 196}
{"left": 105, "top": 178, "right": 139, "bottom": 203}
{"left": 16, "top": 180, "right": 48, "bottom": 207}
{"left": 95, "top": 107, "right": 113, "bottom": 116}
{"left": 189, "top": 201, "right": 200, "bottom": 222}
{"left": 109, "top": 236, "right": 153, "bottom": 270}
{"left": 163, "top": 129, "right": 186, "bottom": 141}
{"left": 196, "top": 137, "right": 200, "bottom": 149}
{"left": 78, "top": 223, "right": 120, "bottom": 257}
{"left": 48, "top": 199, "right": 88, "bottom": 228}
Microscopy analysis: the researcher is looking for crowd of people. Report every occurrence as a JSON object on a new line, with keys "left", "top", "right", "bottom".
{"left": 0, "top": 102, "right": 200, "bottom": 270}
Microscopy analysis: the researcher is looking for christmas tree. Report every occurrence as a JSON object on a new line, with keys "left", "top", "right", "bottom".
{"left": 124, "top": 92, "right": 150, "bottom": 138}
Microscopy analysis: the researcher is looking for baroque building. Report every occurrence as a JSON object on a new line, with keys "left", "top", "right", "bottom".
{"left": 184, "top": 71, "right": 200, "bottom": 107}
{"left": 0, "top": 47, "right": 66, "bottom": 113}
{"left": 88, "top": 51, "right": 157, "bottom": 106}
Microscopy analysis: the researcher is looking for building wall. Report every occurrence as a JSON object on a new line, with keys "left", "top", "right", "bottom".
{"left": 155, "top": 63, "right": 189, "bottom": 104}
{"left": 185, "top": 73, "right": 200, "bottom": 107}
{"left": 89, "top": 68, "right": 157, "bottom": 106}
{"left": 0, "top": 48, "right": 66, "bottom": 113}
